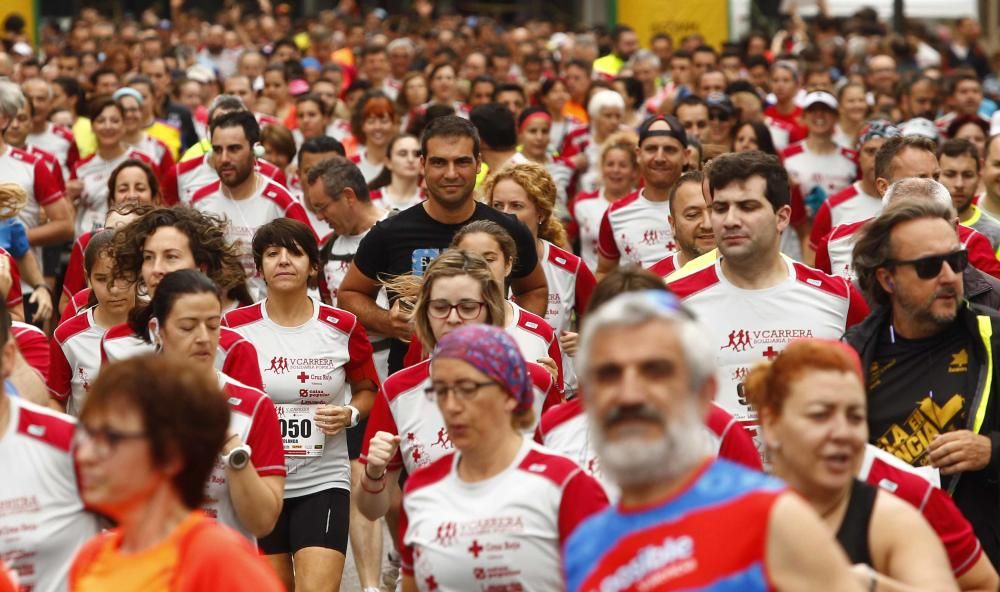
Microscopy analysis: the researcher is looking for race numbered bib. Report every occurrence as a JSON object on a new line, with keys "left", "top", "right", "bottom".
{"left": 276, "top": 404, "right": 325, "bottom": 457}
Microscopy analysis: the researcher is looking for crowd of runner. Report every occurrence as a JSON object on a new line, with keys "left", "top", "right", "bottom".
{"left": 0, "top": 2, "right": 999, "bottom": 590}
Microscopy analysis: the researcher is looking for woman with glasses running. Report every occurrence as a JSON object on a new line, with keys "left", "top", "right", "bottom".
{"left": 70, "top": 356, "right": 284, "bottom": 591}
{"left": 394, "top": 324, "right": 607, "bottom": 592}
{"left": 357, "top": 250, "right": 562, "bottom": 528}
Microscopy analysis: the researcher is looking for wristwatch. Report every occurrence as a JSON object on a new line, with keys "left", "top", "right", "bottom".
{"left": 222, "top": 444, "right": 252, "bottom": 470}
{"left": 346, "top": 405, "right": 360, "bottom": 429}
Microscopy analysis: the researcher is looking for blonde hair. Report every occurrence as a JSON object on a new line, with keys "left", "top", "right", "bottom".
{"left": 482, "top": 162, "right": 569, "bottom": 249}
{"left": 600, "top": 130, "right": 639, "bottom": 169}
{"left": 0, "top": 182, "right": 28, "bottom": 220}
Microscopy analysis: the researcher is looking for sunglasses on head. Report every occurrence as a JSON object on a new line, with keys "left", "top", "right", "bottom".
{"left": 887, "top": 249, "right": 968, "bottom": 279}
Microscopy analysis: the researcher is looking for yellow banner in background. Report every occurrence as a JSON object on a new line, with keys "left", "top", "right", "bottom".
{"left": 618, "top": 0, "right": 730, "bottom": 50}
{"left": 0, "top": 0, "right": 37, "bottom": 46}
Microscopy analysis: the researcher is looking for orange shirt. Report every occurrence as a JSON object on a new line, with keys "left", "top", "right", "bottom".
{"left": 564, "top": 101, "right": 588, "bottom": 125}
{"left": 70, "top": 511, "right": 283, "bottom": 592}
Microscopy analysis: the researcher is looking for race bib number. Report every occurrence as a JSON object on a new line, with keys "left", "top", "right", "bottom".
{"left": 277, "top": 404, "right": 325, "bottom": 457}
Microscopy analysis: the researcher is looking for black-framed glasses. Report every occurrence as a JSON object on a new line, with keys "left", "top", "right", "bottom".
{"left": 426, "top": 299, "right": 485, "bottom": 320}
{"left": 73, "top": 424, "right": 147, "bottom": 460}
{"left": 887, "top": 249, "right": 968, "bottom": 279}
{"left": 424, "top": 380, "right": 496, "bottom": 402}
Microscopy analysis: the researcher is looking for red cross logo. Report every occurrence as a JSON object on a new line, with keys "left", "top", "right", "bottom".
{"left": 297, "top": 371, "right": 309, "bottom": 383}
{"left": 762, "top": 346, "right": 780, "bottom": 360}
{"left": 425, "top": 575, "right": 438, "bottom": 590}
{"left": 407, "top": 432, "right": 416, "bottom": 441}
{"left": 412, "top": 448, "right": 422, "bottom": 463}
{"left": 468, "top": 539, "right": 484, "bottom": 558}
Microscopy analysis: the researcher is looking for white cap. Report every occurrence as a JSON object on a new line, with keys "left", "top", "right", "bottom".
{"left": 186, "top": 65, "right": 215, "bottom": 84}
{"left": 802, "top": 91, "right": 838, "bottom": 111}
{"left": 900, "top": 118, "right": 940, "bottom": 142}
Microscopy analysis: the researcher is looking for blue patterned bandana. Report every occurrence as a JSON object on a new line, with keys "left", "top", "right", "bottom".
{"left": 432, "top": 325, "right": 533, "bottom": 413}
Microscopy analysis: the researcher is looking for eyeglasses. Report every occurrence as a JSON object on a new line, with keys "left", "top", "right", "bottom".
{"left": 73, "top": 424, "right": 147, "bottom": 460}
{"left": 424, "top": 380, "right": 495, "bottom": 402}
{"left": 426, "top": 299, "right": 485, "bottom": 320}
{"left": 887, "top": 249, "right": 968, "bottom": 279}
{"left": 709, "top": 111, "right": 731, "bottom": 121}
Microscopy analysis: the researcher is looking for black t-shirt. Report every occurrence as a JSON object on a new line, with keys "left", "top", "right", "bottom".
{"left": 867, "top": 321, "right": 977, "bottom": 474}
{"left": 352, "top": 201, "right": 539, "bottom": 372}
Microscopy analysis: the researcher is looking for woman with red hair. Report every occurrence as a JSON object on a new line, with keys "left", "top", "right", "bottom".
{"left": 745, "top": 340, "right": 973, "bottom": 591}
{"left": 350, "top": 92, "right": 399, "bottom": 182}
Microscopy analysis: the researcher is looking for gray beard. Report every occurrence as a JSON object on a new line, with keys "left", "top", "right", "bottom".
{"left": 590, "top": 403, "right": 711, "bottom": 488}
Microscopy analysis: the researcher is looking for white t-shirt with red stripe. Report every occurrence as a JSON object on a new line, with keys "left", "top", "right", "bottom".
{"left": 597, "top": 189, "right": 676, "bottom": 268}
{"left": 668, "top": 256, "right": 869, "bottom": 448}
{"left": 399, "top": 438, "right": 607, "bottom": 592}
{"left": 569, "top": 189, "right": 611, "bottom": 271}
{"left": 23, "top": 145, "right": 65, "bottom": 191}
{"left": 71, "top": 148, "right": 154, "bottom": 237}
{"left": 222, "top": 298, "right": 375, "bottom": 497}
{"left": 48, "top": 308, "right": 106, "bottom": 415}
{"left": 361, "top": 359, "right": 562, "bottom": 475}
{"left": 0, "top": 145, "right": 64, "bottom": 240}
{"left": 26, "top": 123, "right": 78, "bottom": 177}
{"left": 780, "top": 141, "right": 859, "bottom": 220}
{"left": 173, "top": 154, "right": 288, "bottom": 205}
{"left": 507, "top": 302, "right": 564, "bottom": 392}
{"left": 540, "top": 241, "right": 595, "bottom": 397}
{"left": 12, "top": 321, "right": 49, "bottom": 381}
{"left": 0, "top": 396, "right": 100, "bottom": 592}
{"left": 203, "top": 373, "right": 286, "bottom": 542}
{"left": 648, "top": 252, "right": 682, "bottom": 278}
{"left": 191, "top": 176, "right": 313, "bottom": 300}
{"left": 370, "top": 187, "right": 425, "bottom": 212}
{"left": 809, "top": 181, "right": 881, "bottom": 250}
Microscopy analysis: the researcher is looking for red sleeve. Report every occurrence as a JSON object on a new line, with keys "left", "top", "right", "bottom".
{"left": 574, "top": 263, "right": 597, "bottom": 322}
{"left": 222, "top": 340, "right": 265, "bottom": 391}
{"left": 17, "top": 328, "right": 49, "bottom": 380}
{"left": 62, "top": 238, "right": 87, "bottom": 302}
{"left": 546, "top": 335, "right": 565, "bottom": 393}
{"left": 32, "top": 160, "right": 64, "bottom": 206}
{"left": 47, "top": 338, "right": 72, "bottom": 402}
{"left": 718, "top": 421, "right": 764, "bottom": 471}
{"left": 965, "top": 231, "right": 1000, "bottom": 280}
{"left": 557, "top": 470, "right": 609, "bottom": 544}
{"left": 161, "top": 166, "right": 180, "bottom": 206}
{"left": 50, "top": 160, "right": 66, "bottom": 192}
{"left": 359, "top": 391, "right": 403, "bottom": 471}
{"left": 398, "top": 494, "right": 414, "bottom": 576}
{"left": 66, "top": 141, "right": 80, "bottom": 172}
{"left": 922, "top": 486, "right": 984, "bottom": 576}
{"left": 247, "top": 396, "right": 287, "bottom": 477}
{"left": 809, "top": 202, "right": 832, "bottom": 251}
{"left": 596, "top": 210, "right": 619, "bottom": 260}
{"left": 845, "top": 282, "right": 870, "bottom": 328}
{"left": 5, "top": 252, "right": 21, "bottom": 308}
{"left": 272, "top": 167, "right": 288, "bottom": 188}
{"left": 158, "top": 146, "right": 176, "bottom": 183}
{"left": 345, "top": 321, "right": 381, "bottom": 387}
{"left": 402, "top": 335, "right": 426, "bottom": 369}
{"left": 814, "top": 232, "right": 833, "bottom": 274}
{"left": 61, "top": 292, "right": 81, "bottom": 320}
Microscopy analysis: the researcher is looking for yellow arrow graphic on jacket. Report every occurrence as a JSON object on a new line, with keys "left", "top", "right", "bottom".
{"left": 918, "top": 395, "right": 965, "bottom": 429}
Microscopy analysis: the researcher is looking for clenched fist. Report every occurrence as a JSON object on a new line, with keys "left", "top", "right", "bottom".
{"left": 365, "top": 431, "right": 401, "bottom": 479}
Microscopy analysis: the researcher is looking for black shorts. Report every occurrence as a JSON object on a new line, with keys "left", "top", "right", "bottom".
{"left": 347, "top": 416, "right": 368, "bottom": 460}
{"left": 258, "top": 488, "right": 350, "bottom": 556}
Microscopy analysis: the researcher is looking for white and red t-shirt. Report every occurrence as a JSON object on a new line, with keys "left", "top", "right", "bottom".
{"left": 809, "top": 181, "right": 881, "bottom": 251}
{"left": 48, "top": 308, "right": 106, "bottom": 415}
{"left": 128, "top": 134, "right": 176, "bottom": 181}
{"left": 350, "top": 147, "right": 385, "bottom": 183}
{"left": 61, "top": 231, "right": 96, "bottom": 304}
{"left": 23, "top": 145, "right": 66, "bottom": 192}
{"left": 597, "top": 189, "right": 675, "bottom": 268}
{"left": 859, "top": 445, "right": 984, "bottom": 577}
{"left": 100, "top": 323, "right": 264, "bottom": 391}
{"left": 507, "top": 303, "right": 564, "bottom": 392}
{"left": 399, "top": 439, "right": 608, "bottom": 592}
{"left": 370, "top": 187, "right": 425, "bottom": 212}
{"left": 0, "top": 248, "right": 23, "bottom": 310}
{"left": 0, "top": 145, "right": 64, "bottom": 240}
{"left": 536, "top": 399, "right": 762, "bottom": 500}
{"left": 668, "top": 256, "right": 869, "bottom": 448}
{"left": 540, "top": 241, "right": 595, "bottom": 397}
{"left": 191, "top": 177, "right": 313, "bottom": 300}
{"left": 71, "top": 148, "right": 155, "bottom": 237}
{"left": 168, "top": 153, "right": 288, "bottom": 206}
{"left": 222, "top": 299, "right": 376, "bottom": 497}
{"left": 12, "top": 321, "right": 49, "bottom": 381}
{"left": 203, "top": 373, "right": 285, "bottom": 541}
{"left": 62, "top": 288, "right": 92, "bottom": 321}
{"left": 781, "top": 142, "right": 859, "bottom": 220}
{"left": 569, "top": 189, "right": 612, "bottom": 271}
{"left": 287, "top": 174, "right": 333, "bottom": 244}
{"left": 0, "top": 396, "right": 100, "bottom": 592}
{"left": 26, "top": 123, "right": 79, "bottom": 177}
{"left": 764, "top": 115, "right": 796, "bottom": 152}
{"left": 361, "top": 359, "right": 562, "bottom": 475}
{"left": 648, "top": 252, "right": 682, "bottom": 278}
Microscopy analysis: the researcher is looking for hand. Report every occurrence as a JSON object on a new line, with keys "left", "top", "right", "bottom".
{"left": 29, "top": 288, "right": 52, "bottom": 322}
{"left": 388, "top": 298, "right": 415, "bottom": 340}
{"left": 65, "top": 180, "right": 83, "bottom": 203}
{"left": 414, "top": 0, "right": 434, "bottom": 18}
{"left": 572, "top": 154, "right": 589, "bottom": 172}
{"left": 365, "top": 431, "right": 401, "bottom": 478}
{"left": 928, "top": 430, "right": 992, "bottom": 474}
{"left": 314, "top": 405, "right": 351, "bottom": 436}
{"left": 559, "top": 331, "right": 578, "bottom": 357}
{"left": 536, "top": 356, "right": 558, "bottom": 380}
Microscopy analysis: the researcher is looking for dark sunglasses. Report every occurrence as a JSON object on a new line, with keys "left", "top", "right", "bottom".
{"left": 709, "top": 111, "right": 731, "bottom": 121}
{"left": 887, "top": 249, "right": 968, "bottom": 279}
